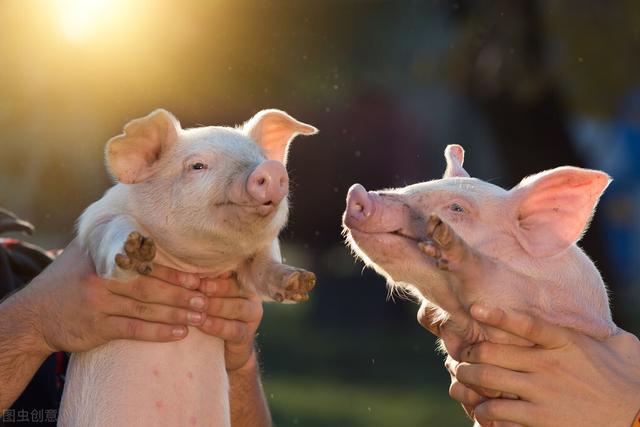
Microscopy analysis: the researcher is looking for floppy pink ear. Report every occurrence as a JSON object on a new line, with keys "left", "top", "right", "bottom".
{"left": 443, "top": 144, "right": 470, "bottom": 178}
{"left": 106, "top": 109, "right": 180, "bottom": 184}
{"left": 510, "top": 166, "right": 611, "bottom": 258}
{"left": 243, "top": 109, "right": 318, "bottom": 165}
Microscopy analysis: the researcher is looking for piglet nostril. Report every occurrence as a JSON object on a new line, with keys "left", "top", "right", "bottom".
{"left": 247, "top": 160, "right": 289, "bottom": 207}
{"left": 346, "top": 183, "right": 374, "bottom": 223}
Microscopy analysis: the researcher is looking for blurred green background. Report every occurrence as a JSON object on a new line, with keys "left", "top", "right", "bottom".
{"left": 2, "top": 1, "right": 640, "bottom": 426}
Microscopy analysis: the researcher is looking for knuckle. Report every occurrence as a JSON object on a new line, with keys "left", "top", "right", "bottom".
{"left": 131, "top": 281, "right": 150, "bottom": 301}
{"left": 537, "top": 353, "right": 559, "bottom": 372}
{"left": 208, "top": 298, "right": 224, "bottom": 314}
{"left": 448, "top": 380, "right": 462, "bottom": 400}
{"left": 522, "top": 319, "right": 536, "bottom": 338}
{"left": 125, "top": 320, "right": 140, "bottom": 339}
{"left": 253, "top": 302, "right": 264, "bottom": 321}
{"left": 234, "top": 323, "right": 248, "bottom": 343}
{"left": 133, "top": 302, "right": 151, "bottom": 317}
{"left": 455, "top": 363, "right": 469, "bottom": 382}
{"left": 205, "top": 318, "right": 224, "bottom": 336}
{"left": 215, "top": 279, "right": 229, "bottom": 294}
{"left": 481, "top": 400, "right": 501, "bottom": 420}
{"left": 474, "top": 342, "right": 491, "bottom": 362}
{"left": 476, "top": 366, "right": 492, "bottom": 384}
{"left": 173, "top": 309, "right": 188, "bottom": 324}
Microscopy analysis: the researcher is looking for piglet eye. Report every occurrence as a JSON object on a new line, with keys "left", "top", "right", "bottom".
{"left": 190, "top": 162, "right": 207, "bottom": 171}
{"left": 450, "top": 203, "right": 465, "bottom": 213}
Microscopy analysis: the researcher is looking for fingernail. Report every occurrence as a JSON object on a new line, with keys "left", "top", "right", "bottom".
{"left": 190, "top": 296, "right": 206, "bottom": 309}
{"left": 172, "top": 327, "right": 187, "bottom": 337}
{"left": 470, "top": 304, "right": 489, "bottom": 320}
{"left": 187, "top": 312, "right": 203, "bottom": 325}
{"left": 181, "top": 274, "right": 199, "bottom": 289}
{"left": 204, "top": 280, "right": 217, "bottom": 295}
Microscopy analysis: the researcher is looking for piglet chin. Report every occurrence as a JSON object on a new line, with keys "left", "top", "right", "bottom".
{"left": 256, "top": 203, "right": 276, "bottom": 217}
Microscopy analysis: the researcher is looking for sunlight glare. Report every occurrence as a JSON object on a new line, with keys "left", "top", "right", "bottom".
{"left": 55, "top": 0, "right": 119, "bottom": 44}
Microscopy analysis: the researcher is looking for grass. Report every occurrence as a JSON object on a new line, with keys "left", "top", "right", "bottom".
{"left": 256, "top": 302, "right": 471, "bottom": 427}
{"left": 264, "top": 376, "right": 469, "bottom": 427}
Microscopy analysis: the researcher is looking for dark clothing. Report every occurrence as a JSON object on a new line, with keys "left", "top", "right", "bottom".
{"left": 0, "top": 209, "right": 64, "bottom": 426}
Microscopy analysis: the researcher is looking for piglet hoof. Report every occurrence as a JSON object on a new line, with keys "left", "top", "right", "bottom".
{"left": 281, "top": 269, "right": 316, "bottom": 303}
{"left": 115, "top": 231, "right": 156, "bottom": 275}
{"left": 419, "top": 215, "right": 469, "bottom": 272}
{"left": 426, "top": 214, "right": 454, "bottom": 248}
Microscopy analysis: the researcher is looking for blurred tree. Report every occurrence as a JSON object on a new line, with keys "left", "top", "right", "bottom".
{"left": 447, "top": 0, "right": 617, "bottom": 317}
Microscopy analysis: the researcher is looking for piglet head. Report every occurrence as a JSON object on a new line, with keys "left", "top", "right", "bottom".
{"left": 343, "top": 144, "right": 611, "bottom": 332}
{"left": 106, "top": 108, "right": 317, "bottom": 260}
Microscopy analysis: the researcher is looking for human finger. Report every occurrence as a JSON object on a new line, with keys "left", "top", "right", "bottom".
{"left": 148, "top": 263, "right": 202, "bottom": 289}
{"left": 455, "top": 362, "right": 532, "bottom": 399}
{"left": 449, "top": 378, "right": 485, "bottom": 412}
{"left": 474, "top": 399, "right": 536, "bottom": 426}
{"left": 205, "top": 297, "right": 263, "bottom": 323}
{"left": 460, "top": 341, "right": 542, "bottom": 373}
{"left": 105, "top": 294, "right": 206, "bottom": 327}
{"left": 103, "top": 316, "right": 188, "bottom": 342}
{"left": 470, "top": 305, "right": 570, "bottom": 349}
{"left": 199, "top": 277, "right": 246, "bottom": 298}
{"left": 106, "top": 275, "right": 208, "bottom": 312}
{"left": 199, "top": 317, "right": 248, "bottom": 343}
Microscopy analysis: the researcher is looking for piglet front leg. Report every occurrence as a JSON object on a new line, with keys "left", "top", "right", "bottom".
{"left": 82, "top": 215, "right": 155, "bottom": 281}
{"left": 417, "top": 214, "right": 487, "bottom": 277}
{"left": 114, "top": 231, "right": 156, "bottom": 275}
{"left": 263, "top": 263, "right": 316, "bottom": 303}
{"left": 242, "top": 248, "right": 316, "bottom": 303}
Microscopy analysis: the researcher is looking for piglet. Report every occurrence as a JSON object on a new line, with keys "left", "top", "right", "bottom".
{"left": 342, "top": 144, "right": 615, "bottom": 400}
{"left": 58, "top": 109, "right": 318, "bottom": 427}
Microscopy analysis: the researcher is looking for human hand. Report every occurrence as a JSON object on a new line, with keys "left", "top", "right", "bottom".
{"left": 417, "top": 300, "right": 489, "bottom": 421}
{"left": 198, "top": 276, "right": 263, "bottom": 371}
{"left": 453, "top": 306, "right": 640, "bottom": 427}
{"left": 20, "top": 239, "right": 210, "bottom": 355}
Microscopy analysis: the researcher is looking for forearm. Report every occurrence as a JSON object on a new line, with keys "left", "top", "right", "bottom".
{"left": 0, "top": 288, "right": 51, "bottom": 411}
{"left": 228, "top": 349, "right": 272, "bottom": 427}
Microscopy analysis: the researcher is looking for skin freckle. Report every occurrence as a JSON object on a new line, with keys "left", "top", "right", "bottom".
{"left": 152, "top": 368, "right": 160, "bottom": 377}
{"left": 187, "top": 371, "right": 194, "bottom": 379}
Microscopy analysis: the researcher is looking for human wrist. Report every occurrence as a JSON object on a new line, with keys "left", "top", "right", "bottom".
{"left": 227, "top": 346, "right": 258, "bottom": 376}
{"left": 3, "top": 286, "right": 54, "bottom": 358}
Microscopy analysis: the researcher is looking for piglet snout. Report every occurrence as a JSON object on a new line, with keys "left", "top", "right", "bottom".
{"left": 344, "top": 184, "right": 411, "bottom": 234}
{"left": 247, "top": 160, "right": 289, "bottom": 209}
{"left": 345, "top": 183, "right": 375, "bottom": 225}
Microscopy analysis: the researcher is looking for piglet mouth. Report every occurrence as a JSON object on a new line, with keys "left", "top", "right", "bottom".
{"left": 215, "top": 200, "right": 281, "bottom": 217}
{"left": 255, "top": 202, "right": 276, "bottom": 216}
{"left": 389, "top": 229, "right": 421, "bottom": 242}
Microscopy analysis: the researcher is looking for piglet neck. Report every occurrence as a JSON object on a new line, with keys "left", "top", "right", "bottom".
{"left": 153, "top": 244, "right": 236, "bottom": 277}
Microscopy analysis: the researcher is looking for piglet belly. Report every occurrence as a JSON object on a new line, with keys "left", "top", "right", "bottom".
{"left": 59, "top": 329, "right": 229, "bottom": 427}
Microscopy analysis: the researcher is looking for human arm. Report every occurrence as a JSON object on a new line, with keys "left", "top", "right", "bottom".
{"left": 0, "top": 239, "right": 210, "bottom": 410}
{"left": 454, "top": 306, "right": 640, "bottom": 427}
{"left": 198, "top": 276, "right": 272, "bottom": 427}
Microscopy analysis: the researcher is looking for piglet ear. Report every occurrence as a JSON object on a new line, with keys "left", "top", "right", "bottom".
{"left": 443, "top": 144, "right": 470, "bottom": 178}
{"left": 243, "top": 109, "right": 318, "bottom": 165}
{"left": 510, "top": 166, "right": 611, "bottom": 258}
{"left": 106, "top": 109, "right": 180, "bottom": 184}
